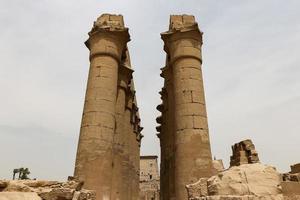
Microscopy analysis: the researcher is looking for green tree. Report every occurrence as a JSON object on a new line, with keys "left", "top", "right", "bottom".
{"left": 20, "top": 168, "right": 30, "bottom": 180}
{"left": 18, "top": 167, "right": 24, "bottom": 179}
{"left": 13, "top": 168, "right": 20, "bottom": 180}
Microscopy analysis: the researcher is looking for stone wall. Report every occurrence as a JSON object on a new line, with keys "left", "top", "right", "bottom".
{"left": 139, "top": 156, "right": 160, "bottom": 200}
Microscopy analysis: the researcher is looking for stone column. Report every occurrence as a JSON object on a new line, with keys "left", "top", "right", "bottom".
{"left": 158, "top": 65, "right": 176, "bottom": 200}
{"left": 161, "top": 15, "right": 213, "bottom": 199}
{"left": 132, "top": 102, "right": 143, "bottom": 200}
{"left": 124, "top": 83, "right": 142, "bottom": 200}
{"left": 111, "top": 58, "right": 133, "bottom": 200}
{"left": 165, "top": 66, "right": 176, "bottom": 200}
{"left": 74, "top": 14, "right": 129, "bottom": 200}
{"left": 156, "top": 88, "right": 166, "bottom": 200}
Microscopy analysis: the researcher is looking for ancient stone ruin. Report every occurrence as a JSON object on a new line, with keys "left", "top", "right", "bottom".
{"left": 0, "top": 179, "right": 95, "bottom": 200}
{"left": 74, "top": 14, "right": 143, "bottom": 200}
{"left": 186, "top": 140, "right": 300, "bottom": 200}
{"left": 139, "top": 156, "right": 160, "bottom": 200}
{"left": 156, "top": 15, "right": 213, "bottom": 200}
{"left": 0, "top": 13, "right": 300, "bottom": 200}
{"left": 230, "top": 139, "right": 260, "bottom": 167}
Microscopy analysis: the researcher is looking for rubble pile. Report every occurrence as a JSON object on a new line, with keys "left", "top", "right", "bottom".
{"left": 186, "top": 140, "right": 300, "bottom": 200}
{"left": 0, "top": 179, "right": 95, "bottom": 200}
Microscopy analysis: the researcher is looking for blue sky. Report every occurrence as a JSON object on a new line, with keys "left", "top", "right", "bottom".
{"left": 0, "top": 0, "right": 299, "bottom": 180}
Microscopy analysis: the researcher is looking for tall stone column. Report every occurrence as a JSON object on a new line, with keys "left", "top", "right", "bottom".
{"left": 132, "top": 101, "right": 143, "bottom": 200}
{"left": 74, "top": 14, "right": 130, "bottom": 200}
{"left": 160, "top": 15, "right": 213, "bottom": 199}
{"left": 124, "top": 85, "right": 142, "bottom": 200}
{"left": 157, "top": 65, "right": 176, "bottom": 200}
{"left": 111, "top": 54, "right": 133, "bottom": 200}
{"left": 125, "top": 90, "right": 135, "bottom": 199}
{"left": 156, "top": 88, "right": 167, "bottom": 200}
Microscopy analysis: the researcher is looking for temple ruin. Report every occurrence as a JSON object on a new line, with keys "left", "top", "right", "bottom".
{"left": 139, "top": 156, "right": 160, "bottom": 200}
{"left": 230, "top": 139, "right": 260, "bottom": 167}
{"left": 156, "top": 15, "right": 213, "bottom": 200}
{"left": 0, "top": 12, "right": 300, "bottom": 200}
{"left": 74, "top": 14, "right": 143, "bottom": 200}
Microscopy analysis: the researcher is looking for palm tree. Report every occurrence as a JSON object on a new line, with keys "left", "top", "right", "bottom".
{"left": 20, "top": 168, "right": 30, "bottom": 180}
{"left": 18, "top": 168, "right": 24, "bottom": 180}
{"left": 13, "top": 168, "right": 19, "bottom": 180}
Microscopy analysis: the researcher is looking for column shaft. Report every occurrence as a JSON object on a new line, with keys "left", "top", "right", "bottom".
{"left": 75, "top": 51, "right": 119, "bottom": 200}
{"left": 74, "top": 14, "right": 130, "bottom": 200}
{"left": 160, "top": 15, "right": 213, "bottom": 199}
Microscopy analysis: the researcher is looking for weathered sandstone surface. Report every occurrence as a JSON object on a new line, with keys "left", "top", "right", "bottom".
{"left": 208, "top": 163, "right": 282, "bottom": 196}
{"left": 0, "top": 180, "right": 95, "bottom": 200}
{"left": 187, "top": 162, "right": 300, "bottom": 200}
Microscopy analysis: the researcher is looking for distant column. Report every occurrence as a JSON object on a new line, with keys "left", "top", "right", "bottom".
{"left": 160, "top": 15, "right": 213, "bottom": 199}
{"left": 125, "top": 83, "right": 143, "bottom": 200}
{"left": 74, "top": 14, "right": 130, "bottom": 200}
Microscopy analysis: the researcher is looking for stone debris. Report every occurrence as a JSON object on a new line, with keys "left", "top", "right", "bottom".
{"left": 0, "top": 192, "right": 42, "bottom": 200}
{"left": 281, "top": 163, "right": 300, "bottom": 199}
{"left": 207, "top": 163, "right": 282, "bottom": 196}
{"left": 0, "top": 180, "right": 95, "bottom": 200}
{"left": 186, "top": 163, "right": 287, "bottom": 200}
{"left": 281, "top": 182, "right": 300, "bottom": 196}
{"left": 230, "top": 139, "right": 260, "bottom": 167}
{"left": 189, "top": 194, "right": 285, "bottom": 200}
{"left": 212, "top": 159, "right": 225, "bottom": 175}
{"left": 291, "top": 164, "right": 300, "bottom": 174}
{"left": 283, "top": 163, "right": 300, "bottom": 182}
{"left": 186, "top": 140, "right": 300, "bottom": 200}
{"left": 186, "top": 178, "right": 208, "bottom": 199}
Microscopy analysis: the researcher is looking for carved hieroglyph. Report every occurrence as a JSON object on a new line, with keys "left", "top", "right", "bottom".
{"left": 74, "top": 14, "right": 143, "bottom": 200}
{"left": 157, "top": 15, "right": 213, "bottom": 200}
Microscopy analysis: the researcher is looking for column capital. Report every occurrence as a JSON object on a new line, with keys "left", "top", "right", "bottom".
{"left": 161, "top": 15, "right": 203, "bottom": 65}
{"left": 85, "top": 14, "right": 130, "bottom": 63}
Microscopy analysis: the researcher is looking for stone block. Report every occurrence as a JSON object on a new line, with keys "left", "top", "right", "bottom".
{"left": 0, "top": 192, "right": 42, "bottom": 200}
{"left": 230, "top": 140, "right": 260, "bottom": 167}
{"left": 39, "top": 188, "right": 74, "bottom": 200}
{"left": 176, "top": 115, "right": 194, "bottom": 130}
{"left": 208, "top": 164, "right": 282, "bottom": 196}
{"left": 186, "top": 178, "right": 208, "bottom": 198}
{"left": 212, "top": 159, "right": 225, "bottom": 175}
{"left": 193, "top": 115, "right": 208, "bottom": 129}
{"left": 182, "top": 15, "right": 195, "bottom": 26}
{"left": 282, "top": 182, "right": 300, "bottom": 195}
{"left": 192, "top": 90, "right": 205, "bottom": 104}
{"left": 291, "top": 164, "right": 300, "bottom": 174}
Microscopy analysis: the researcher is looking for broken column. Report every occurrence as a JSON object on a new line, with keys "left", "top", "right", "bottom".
{"left": 157, "top": 15, "right": 213, "bottom": 199}
{"left": 230, "top": 139, "right": 260, "bottom": 167}
{"left": 74, "top": 14, "right": 142, "bottom": 200}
